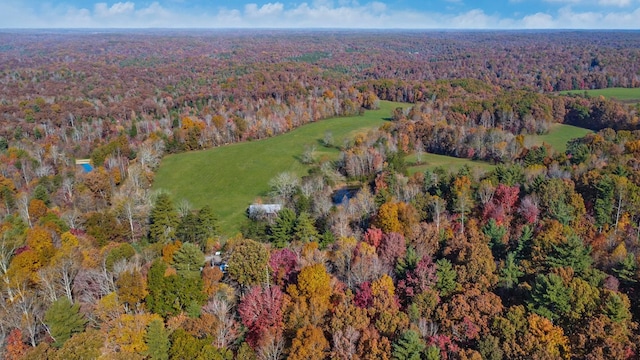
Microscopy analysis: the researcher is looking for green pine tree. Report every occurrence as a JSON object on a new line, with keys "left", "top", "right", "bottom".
{"left": 176, "top": 212, "right": 199, "bottom": 244}
{"left": 613, "top": 253, "right": 637, "bottom": 285}
{"left": 604, "top": 292, "right": 632, "bottom": 323}
{"left": 500, "top": 252, "right": 524, "bottom": 289}
{"left": 149, "top": 193, "right": 179, "bottom": 244}
{"left": 546, "top": 234, "right": 592, "bottom": 277}
{"left": 294, "top": 212, "right": 319, "bottom": 243}
{"left": 435, "top": 258, "right": 457, "bottom": 297}
{"left": 392, "top": 330, "right": 425, "bottom": 360}
{"left": 269, "top": 208, "right": 296, "bottom": 248}
{"left": 173, "top": 242, "right": 205, "bottom": 279}
{"left": 396, "top": 247, "right": 419, "bottom": 278}
{"left": 594, "top": 175, "right": 615, "bottom": 229}
{"left": 44, "top": 297, "right": 87, "bottom": 348}
{"left": 528, "top": 273, "right": 573, "bottom": 322}
{"left": 483, "top": 218, "right": 507, "bottom": 258}
{"left": 196, "top": 205, "right": 220, "bottom": 248}
{"left": 146, "top": 259, "right": 172, "bottom": 317}
{"left": 145, "top": 319, "right": 170, "bottom": 360}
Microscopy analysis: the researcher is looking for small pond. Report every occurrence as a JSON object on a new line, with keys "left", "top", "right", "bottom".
{"left": 332, "top": 186, "right": 361, "bottom": 205}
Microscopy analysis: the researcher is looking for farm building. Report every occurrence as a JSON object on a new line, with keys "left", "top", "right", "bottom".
{"left": 248, "top": 204, "right": 282, "bottom": 218}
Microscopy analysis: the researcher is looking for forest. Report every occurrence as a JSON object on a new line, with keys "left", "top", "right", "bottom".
{"left": 0, "top": 29, "right": 640, "bottom": 359}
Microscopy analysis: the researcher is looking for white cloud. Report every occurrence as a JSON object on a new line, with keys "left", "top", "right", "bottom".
{"left": 598, "top": 0, "right": 631, "bottom": 6}
{"left": 245, "top": 3, "right": 284, "bottom": 18}
{"left": 522, "top": 12, "right": 556, "bottom": 28}
{"left": 94, "top": 2, "right": 135, "bottom": 17}
{"left": 0, "top": 1, "right": 639, "bottom": 29}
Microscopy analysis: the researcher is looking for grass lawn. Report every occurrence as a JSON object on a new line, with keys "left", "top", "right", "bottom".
{"left": 406, "top": 153, "right": 495, "bottom": 175}
{"left": 153, "top": 101, "right": 408, "bottom": 236}
{"left": 526, "top": 123, "right": 593, "bottom": 153}
{"left": 559, "top": 87, "right": 640, "bottom": 103}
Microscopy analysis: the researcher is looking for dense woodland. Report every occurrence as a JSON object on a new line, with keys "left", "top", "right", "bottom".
{"left": 1, "top": 30, "right": 640, "bottom": 359}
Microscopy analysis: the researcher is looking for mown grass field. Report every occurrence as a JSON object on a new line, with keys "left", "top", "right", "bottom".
{"left": 526, "top": 123, "right": 593, "bottom": 153}
{"left": 153, "top": 101, "right": 407, "bottom": 235}
{"left": 406, "top": 153, "right": 495, "bottom": 175}
{"left": 154, "top": 101, "right": 593, "bottom": 235}
{"left": 560, "top": 87, "right": 640, "bottom": 103}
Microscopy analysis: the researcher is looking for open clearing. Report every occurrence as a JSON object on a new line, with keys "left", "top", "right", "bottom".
{"left": 526, "top": 123, "right": 593, "bottom": 153}
{"left": 155, "top": 102, "right": 592, "bottom": 235}
{"left": 407, "top": 153, "right": 494, "bottom": 175}
{"left": 153, "top": 101, "right": 407, "bottom": 235}
{"left": 560, "top": 87, "right": 640, "bottom": 104}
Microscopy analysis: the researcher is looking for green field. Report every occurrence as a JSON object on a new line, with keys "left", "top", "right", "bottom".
{"left": 527, "top": 123, "right": 593, "bottom": 153}
{"left": 153, "top": 101, "right": 407, "bottom": 235}
{"left": 406, "top": 153, "right": 494, "bottom": 174}
{"left": 154, "top": 101, "right": 593, "bottom": 236}
{"left": 560, "top": 87, "right": 640, "bottom": 103}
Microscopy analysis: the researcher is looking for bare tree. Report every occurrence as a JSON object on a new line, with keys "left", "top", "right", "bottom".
{"left": 16, "top": 192, "right": 31, "bottom": 228}
{"left": 256, "top": 331, "right": 285, "bottom": 360}
{"left": 202, "top": 297, "right": 238, "bottom": 349}
{"left": 269, "top": 172, "right": 300, "bottom": 206}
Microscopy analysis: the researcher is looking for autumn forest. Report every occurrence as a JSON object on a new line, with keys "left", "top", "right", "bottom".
{"left": 1, "top": 29, "right": 640, "bottom": 359}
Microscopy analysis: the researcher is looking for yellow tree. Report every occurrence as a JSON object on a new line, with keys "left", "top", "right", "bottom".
{"left": 107, "top": 313, "right": 162, "bottom": 356}
{"left": 288, "top": 325, "right": 329, "bottom": 360}
{"left": 522, "top": 313, "right": 571, "bottom": 360}
{"left": 286, "top": 263, "right": 332, "bottom": 332}
{"left": 374, "top": 202, "right": 402, "bottom": 234}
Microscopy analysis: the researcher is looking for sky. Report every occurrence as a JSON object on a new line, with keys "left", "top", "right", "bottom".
{"left": 1, "top": 0, "right": 639, "bottom": 29}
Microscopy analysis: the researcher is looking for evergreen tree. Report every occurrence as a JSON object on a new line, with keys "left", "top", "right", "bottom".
{"left": 435, "top": 258, "right": 457, "bottom": 297}
{"left": 44, "top": 297, "right": 87, "bottom": 348}
{"left": 149, "top": 193, "right": 179, "bottom": 244}
{"left": 528, "top": 273, "right": 573, "bottom": 322}
{"left": 33, "top": 184, "right": 50, "bottom": 206}
{"left": 396, "top": 246, "right": 419, "bottom": 278}
{"left": 483, "top": 218, "right": 507, "bottom": 258}
{"left": 604, "top": 292, "right": 632, "bottom": 323}
{"left": 613, "top": 253, "right": 637, "bottom": 285}
{"left": 196, "top": 205, "right": 220, "bottom": 248}
{"left": 176, "top": 212, "right": 199, "bottom": 244}
{"left": 594, "top": 175, "right": 615, "bottom": 229}
{"left": 424, "top": 346, "right": 441, "bottom": 360}
{"left": 392, "top": 330, "right": 425, "bottom": 360}
{"left": 500, "top": 252, "right": 524, "bottom": 289}
{"left": 294, "top": 212, "right": 319, "bottom": 243}
{"left": 514, "top": 225, "right": 533, "bottom": 261}
{"left": 546, "top": 234, "right": 592, "bottom": 277}
{"left": 146, "top": 259, "right": 173, "bottom": 316}
{"left": 173, "top": 242, "right": 205, "bottom": 279}
{"left": 146, "top": 258, "right": 206, "bottom": 317}
{"left": 269, "top": 208, "right": 296, "bottom": 248}
{"left": 145, "top": 319, "right": 170, "bottom": 360}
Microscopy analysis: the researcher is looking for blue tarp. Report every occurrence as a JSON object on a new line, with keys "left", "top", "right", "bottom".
{"left": 80, "top": 163, "right": 94, "bottom": 173}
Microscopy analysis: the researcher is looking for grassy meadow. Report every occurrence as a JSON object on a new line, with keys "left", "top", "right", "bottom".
{"left": 153, "top": 101, "right": 407, "bottom": 235}
{"left": 560, "top": 87, "right": 640, "bottom": 103}
{"left": 406, "top": 153, "right": 495, "bottom": 175}
{"left": 154, "top": 102, "right": 593, "bottom": 235}
{"left": 526, "top": 124, "right": 593, "bottom": 153}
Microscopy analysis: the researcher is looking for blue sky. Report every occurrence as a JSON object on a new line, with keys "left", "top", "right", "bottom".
{"left": 1, "top": 0, "right": 639, "bottom": 29}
